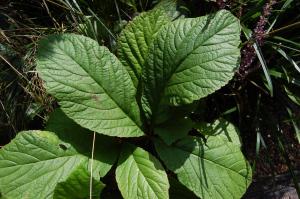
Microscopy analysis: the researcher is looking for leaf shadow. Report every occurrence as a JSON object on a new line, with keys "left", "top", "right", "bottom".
{"left": 46, "top": 108, "right": 120, "bottom": 167}
{"left": 156, "top": 137, "right": 209, "bottom": 198}
{"left": 197, "top": 142, "right": 208, "bottom": 198}
{"left": 199, "top": 119, "right": 240, "bottom": 144}
{"left": 118, "top": 143, "right": 166, "bottom": 172}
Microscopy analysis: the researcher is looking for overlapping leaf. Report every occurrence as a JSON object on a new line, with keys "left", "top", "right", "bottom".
{"left": 116, "top": 144, "right": 169, "bottom": 199}
{"left": 0, "top": 131, "right": 91, "bottom": 199}
{"left": 118, "top": 8, "right": 172, "bottom": 87}
{"left": 155, "top": 136, "right": 252, "bottom": 199}
{"left": 195, "top": 118, "right": 242, "bottom": 147}
{"left": 155, "top": 117, "right": 194, "bottom": 145}
{"left": 46, "top": 109, "right": 119, "bottom": 178}
{"left": 142, "top": 10, "right": 241, "bottom": 119}
{"left": 53, "top": 163, "right": 104, "bottom": 199}
{"left": 36, "top": 34, "right": 143, "bottom": 137}
{"left": 2, "top": 7, "right": 250, "bottom": 199}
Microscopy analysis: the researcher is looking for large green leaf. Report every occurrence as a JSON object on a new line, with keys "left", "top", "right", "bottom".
{"left": 116, "top": 144, "right": 169, "bottom": 199}
{"left": 0, "top": 131, "right": 91, "bottom": 199}
{"left": 36, "top": 34, "right": 143, "bottom": 137}
{"left": 46, "top": 109, "right": 120, "bottom": 178}
{"left": 117, "top": 8, "right": 172, "bottom": 87}
{"left": 142, "top": 10, "right": 241, "bottom": 119}
{"left": 155, "top": 136, "right": 252, "bottom": 199}
{"left": 53, "top": 163, "right": 105, "bottom": 199}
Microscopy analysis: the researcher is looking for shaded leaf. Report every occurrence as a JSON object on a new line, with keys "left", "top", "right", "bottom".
{"left": 155, "top": 136, "right": 252, "bottom": 199}
{"left": 46, "top": 108, "right": 120, "bottom": 178}
{"left": 53, "top": 163, "right": 105, "bottom": 199}
{"left": 155, "top": 117, "right": 194, "bottom": 145}
{"left": 169, "top": 176, "right": 198, "bottom": 199}
{"left": 195, "top": 118, "right": 242, "bottom": 147}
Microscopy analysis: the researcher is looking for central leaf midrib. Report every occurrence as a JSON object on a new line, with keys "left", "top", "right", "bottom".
{"left": 166, "top": 18, "right": 236, "bottom": 88}
{"left": 56, "top": 46, "right": 142, "bottom": 131}
{"left": 0, "top": 153, "right": 82, "bottom": 168}
{"left": 132, "top": 154, "right": 163, "bottom": 198}
{"left": 153, "top": 14, "right": 237, "bottom": 112}
{"left": 2, "top": 156, "right": 82, "bottom": 197}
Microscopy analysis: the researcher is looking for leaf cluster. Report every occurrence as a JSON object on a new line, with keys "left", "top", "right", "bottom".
{"left": 0, "top": 1, "right": 252, "bottom": 199}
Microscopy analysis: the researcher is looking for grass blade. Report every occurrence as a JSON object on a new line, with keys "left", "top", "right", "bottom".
{"left": 272, "top": 46, "right": 300, "bottom": 74}
{"left": 253, "top": 42, "right": 274, "bottom": 96}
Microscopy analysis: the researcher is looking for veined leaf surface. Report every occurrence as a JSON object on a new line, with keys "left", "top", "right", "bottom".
{"left": 196, "top": 118, "right": 242, "bottom": 147}
{"left": 116, "top": 144, "right": 169, "bottom": 199}
{"left": 53, "top": 163, "right": 105, "bottom": 199}
{"left": 46, "top": 109, "right": 120, "bottom": 178}
{"left": 155, "top": 136, "right": 252, "bottom": 199}
{"left": 142, "top": 10, "right": 241, "bottom": 119}
{"left": 36, "top": 34, "right": 143, "bottom": 137}
{"left": 0, "top": 131, "right": 89, "bottom": 199}
{"left": 118, "top": 8, "right": 172, "bottom": 87}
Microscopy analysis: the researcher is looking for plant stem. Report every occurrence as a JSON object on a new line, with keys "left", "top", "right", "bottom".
{"left": 89, "top": 132, "right": 96, "bottom": 199}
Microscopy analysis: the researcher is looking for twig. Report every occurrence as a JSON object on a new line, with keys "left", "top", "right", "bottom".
{"left": 0, "top": 100, "right": 17, "bottom": 134}
{"left": 89, "top": 132, "right": 96, "bottom": 199}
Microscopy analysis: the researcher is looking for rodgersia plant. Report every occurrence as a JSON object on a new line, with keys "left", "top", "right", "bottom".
{"left": 0, "top": 2, "right": 252, "bottom": 199}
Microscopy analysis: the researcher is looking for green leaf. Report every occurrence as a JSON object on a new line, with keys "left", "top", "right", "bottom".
{"left": 36, "top": 34, "right": 143, "bottom": 137}
{"left": 195, "top": 118, "right": 242, "bottom": 147}
{"left": 0, "top": 131, "right": 89, "bottom": 199}
{"left": 53, "top": 163, "right": 105, "bottom": 199}
{"left": 155, "top": 117, "right": 194, "bottom": 145}
{"left": 116, "top": 144, "right": 169, "bottom": 199}
{"left": 118, "top": 8, "right": 172, "bottom": 87}
{"left": 155, "top": 136, "right": 252, "bottom": 199}
{"left": 46, "top": 108, "right": 120, "bottom": 178}
{"left": 142, "top": 10, "right": 241, "bottom": 119}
